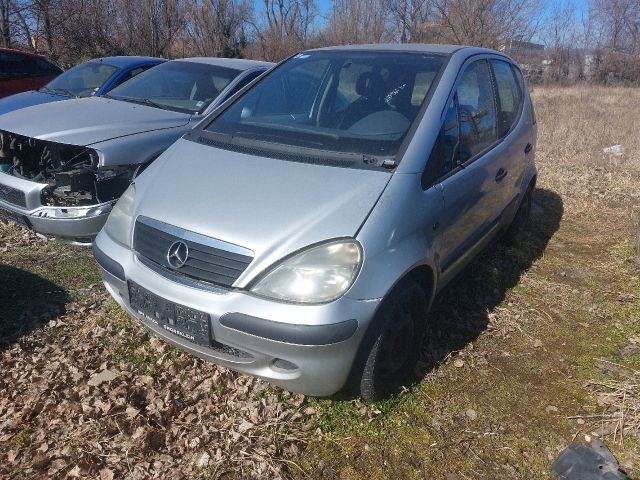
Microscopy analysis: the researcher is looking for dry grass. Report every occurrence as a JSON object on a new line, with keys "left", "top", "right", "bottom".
{"left": 586, "top": 359, "right": 640, "bottom": 444}
{"left": 532, "top": 85, "right": 640, "bottom": 453}
{"left": 531, "top": 86, "right": 640, "bottom": 215}
{"left": 300, "top": 85, "right": 640, "bottom": 478}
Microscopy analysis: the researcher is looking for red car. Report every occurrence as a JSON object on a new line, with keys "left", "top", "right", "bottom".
{"left": 0, "top": 48, "right": 62, "bottom": 98}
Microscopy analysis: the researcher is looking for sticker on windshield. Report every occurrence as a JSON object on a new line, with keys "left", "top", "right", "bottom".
{"left": 195, "top": 101, "right": 204, "bottom": 108}
{"left": 294, "top": 53, "right": 310, "bottom": 59}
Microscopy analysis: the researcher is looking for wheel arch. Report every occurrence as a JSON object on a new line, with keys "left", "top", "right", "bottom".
{"left": 343, "top": 262, "right": 437, "bottom": 396}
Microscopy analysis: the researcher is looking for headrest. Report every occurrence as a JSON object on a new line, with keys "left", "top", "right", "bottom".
{"left": 355, "top": 71, "right": 385, "bottom": 98}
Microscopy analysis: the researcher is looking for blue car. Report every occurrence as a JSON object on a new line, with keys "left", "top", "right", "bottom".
{"left": 0, "top": 56, "right": 164, "bottom": 116}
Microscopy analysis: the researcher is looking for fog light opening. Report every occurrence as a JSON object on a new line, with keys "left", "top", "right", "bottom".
{"left": 271, "top": 358, "right": 298, "bottom": 371}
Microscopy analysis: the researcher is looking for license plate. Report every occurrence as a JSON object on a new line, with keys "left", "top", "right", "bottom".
{"left": 128, "top": 281, "right": 211, "bottom": 346}
{"left": 0, "top": 207, "right": 30, "bottom": 228}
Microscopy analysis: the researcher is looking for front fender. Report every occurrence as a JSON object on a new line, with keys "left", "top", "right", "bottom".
{"left": 347, "top": 173, "right": 442, "bottom": 304}
{"left": 91, "top": 125, "right": 191, "bottom": 168}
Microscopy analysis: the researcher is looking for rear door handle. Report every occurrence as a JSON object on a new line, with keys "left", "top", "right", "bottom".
{"left": 495, "top": 168, "right": 508, "bottom": 182}
{"left": 524, "top": 143, "right": 533, "bottom": 154}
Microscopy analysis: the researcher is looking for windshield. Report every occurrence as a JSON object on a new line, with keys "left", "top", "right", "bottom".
{"left": 107, "top": 61, "right": 241, "bottom": 114}
{"left": 45, "top": 62, "right": 118, "bottom": 97}
{"left": 203, "top": 51, "right": 445, "bottom": 165}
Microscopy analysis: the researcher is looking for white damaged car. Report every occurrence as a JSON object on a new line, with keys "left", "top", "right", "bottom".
{"left": 0, "top": 57, "right": 271, "bottom": 244}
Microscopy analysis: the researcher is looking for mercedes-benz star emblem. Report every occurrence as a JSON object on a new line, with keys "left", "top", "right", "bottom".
{"left": 167, "top": 241, "right": 189, "bottom": 269}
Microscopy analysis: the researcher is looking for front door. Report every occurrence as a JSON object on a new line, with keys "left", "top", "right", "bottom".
{"left": 423, "top": 59, "right": 509, "bottom": 284}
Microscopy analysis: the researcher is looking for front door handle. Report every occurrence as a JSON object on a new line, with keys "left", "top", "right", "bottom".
{"left": 495, "top": 168, "right": 508, "bottom": 182}
{"left": 524, "top": 143, "right": 533, "bottom": 154}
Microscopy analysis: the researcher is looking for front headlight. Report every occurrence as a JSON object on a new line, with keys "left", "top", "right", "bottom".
{"left": 104, "top": 183, "right": 135, "bottom": 247}
{"left": 250, "top": 240, "right": 362, "bottom": 304}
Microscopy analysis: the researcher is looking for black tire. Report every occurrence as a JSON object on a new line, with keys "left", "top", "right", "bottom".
{"left": 356, "top": 281, "right": 428, "bottom": 402}
{"left": 503, "top": 184, "right": 533, "bottom": 245}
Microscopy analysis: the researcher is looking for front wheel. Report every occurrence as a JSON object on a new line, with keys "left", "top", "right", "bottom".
{"left": 356, "top": 281, "right": 428, "bottom": 402}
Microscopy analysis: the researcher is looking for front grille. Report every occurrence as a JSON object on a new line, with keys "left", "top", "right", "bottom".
{"left": 0, "top": 182, "right": 27, "bottom": 209}
{"left": 133, "top": 216, "right": 253, "bottom": 288}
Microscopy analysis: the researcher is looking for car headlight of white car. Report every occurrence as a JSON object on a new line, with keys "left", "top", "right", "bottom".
{"left": 250, "top": 240, "right": 362, "bottom": 304}
{"left": 104, "top": 183, "right": 136, "bottom": 247}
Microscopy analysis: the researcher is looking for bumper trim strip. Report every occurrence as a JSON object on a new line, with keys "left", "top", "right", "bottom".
{"left": 93, "top": 242, "right": 126, "bottom": 281}
{"left": 219, "top": 313, "right": 358, "bottom": 345}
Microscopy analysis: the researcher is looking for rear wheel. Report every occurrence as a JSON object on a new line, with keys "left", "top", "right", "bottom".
{"left": 503, "top": 184, "right": 533, "bottom": 245}
{"left": 357, "top": 281, "right": 428, "bottom": 402}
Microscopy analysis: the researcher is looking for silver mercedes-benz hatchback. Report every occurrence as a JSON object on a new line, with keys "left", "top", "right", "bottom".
{"left": 94, "top": 44, "right": 537, "bottom": 401}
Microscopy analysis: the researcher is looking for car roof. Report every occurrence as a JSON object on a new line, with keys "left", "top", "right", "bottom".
{"left": 0, "top": 47, "right": 48, "bottom": 59}
{"left": 175, "top": 57, "right": 274, "bottom": 70}
{"left": 89, "top": 56, "right": 165, "bottom": 68}
{"left": 306, "top": 43, "right": 487, "bottom": 55}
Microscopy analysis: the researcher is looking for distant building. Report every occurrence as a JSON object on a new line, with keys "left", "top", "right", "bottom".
{"left": 498, "top": 39, "right": 545, "bottom": 60}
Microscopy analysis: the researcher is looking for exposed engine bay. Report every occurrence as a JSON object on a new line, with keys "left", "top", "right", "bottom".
{"left": 0, "top": 129, "right": 136, "bottom": 207}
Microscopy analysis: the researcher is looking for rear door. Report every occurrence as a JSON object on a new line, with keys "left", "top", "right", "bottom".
{"left": 490, "top": 59, "right": 531, "bottom": 210}
{"left": 423, "top": 58, "right": 510, "bottom": 283}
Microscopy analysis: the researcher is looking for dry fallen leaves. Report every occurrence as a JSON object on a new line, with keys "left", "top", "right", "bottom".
{"left": 0, "top": 228, "right": 315, "bottom": 479}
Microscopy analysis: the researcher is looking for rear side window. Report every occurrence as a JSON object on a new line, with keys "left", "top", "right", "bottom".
{"left": 491, "top": 60, "right": 522, "bottom": 137}
{"left": 0, "top": 53, "right": 59, "bottom": 77}
{"left": 457, "top": 60, "right": 497, "bottom": 159}
{"left": 0, "top": 52, "right": 29, "bottom": 77}
{"left": 33, "top": 58, "right": 61, "bottom": 75}
{"left": 511, "top": 66, "right": 535, "bottom": 125}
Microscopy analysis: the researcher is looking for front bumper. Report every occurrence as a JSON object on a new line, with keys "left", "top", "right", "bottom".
{"left": 0, "top": 173, "right": 112, "bottom": 243}
{"left": 93, "top": 231, "right": 381, "bottom": 397}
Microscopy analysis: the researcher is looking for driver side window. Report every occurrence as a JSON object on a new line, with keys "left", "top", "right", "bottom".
{"left": 457, "top": 60, "right": 497, "bottom": 158}
{"left": 422, "top": 60, "right": 499, "bottom": 188}
{"left": 422, "top": 97, "right": 458, "bottom": 188}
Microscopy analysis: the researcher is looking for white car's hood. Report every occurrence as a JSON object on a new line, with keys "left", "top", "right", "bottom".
{"left": 0, "top": 96, "right": 191, "bottom": 146}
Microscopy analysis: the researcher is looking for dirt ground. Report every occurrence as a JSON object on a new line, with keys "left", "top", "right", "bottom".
{"left": 1, "top": 86, "right": 639, "bottom": 479}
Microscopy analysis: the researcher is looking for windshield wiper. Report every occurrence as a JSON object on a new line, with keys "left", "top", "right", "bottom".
{"left": 41, "top": 86, "right": 76, "bottom": 97}
{"left": 107, "top": 95, "right": 171, "bottom": 111}
{"left": 53, "top": 88, "right": 77, "bottom": 97}
{"left": 243, "top": 121, "right": 341, "bottom": 140}
{"left": 226, "top": 133, "right": 396, "bottom": 169}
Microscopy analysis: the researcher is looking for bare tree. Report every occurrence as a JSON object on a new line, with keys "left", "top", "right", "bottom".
{"left": 539, "top": 0, "right": 582, "bottom": 82}
{"left": 590, "top": 0, "right": 640, "bottom": 53}
{"left": 427, "top": 0, "right": 541, "bottom": 48}
{"left": 587, "top": 0, "right": 640, "bottom": 83}
{"left": 250, "top": 0, "right": 317, "bottom": 61}
{"left": 185, "top": 0, "right": 251, "bottom": 57}
{"left": 0, "top": 0, "right": 10, "bottom": 46}
{"left": 386, "top": 0, "right": 435, "bottom": 43}
{"left": 325, "top": 0, "right": 392, "bottom": 45}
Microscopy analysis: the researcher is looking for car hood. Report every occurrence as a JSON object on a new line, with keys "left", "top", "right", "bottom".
{"left": 0, "top": 97, "right": 191, "bottom": 146}
{"left": 0, "top": 90, "right": 67, "bottom": 116}
{"left": 135, "top": 138, "right": 392, "bottom": 283}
